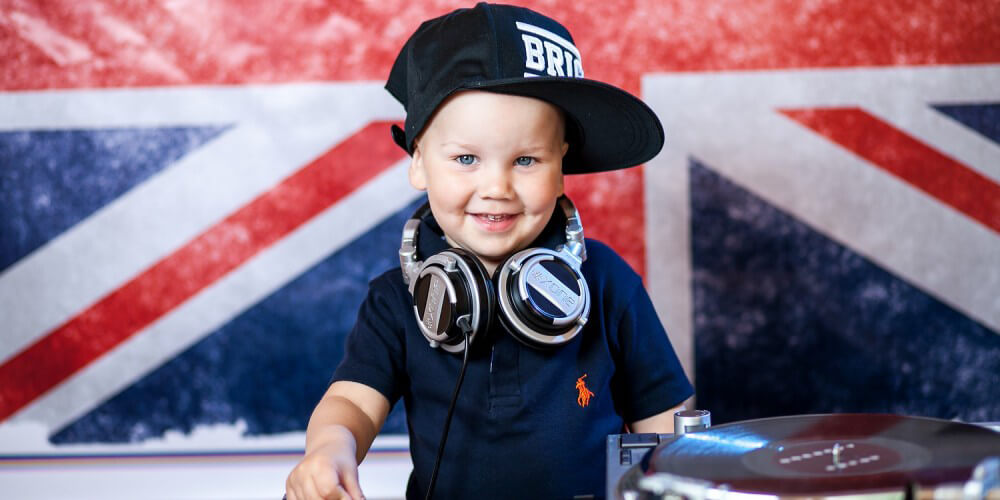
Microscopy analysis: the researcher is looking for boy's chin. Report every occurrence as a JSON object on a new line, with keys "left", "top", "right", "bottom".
{"left": 458, "top": 244, "right": 522, "bottom": 272}
{"left": 464, "top": 247, "right": 512, "bottom": 267}
{"left": 447, "top": 235, "right": 513, "bottom": 256}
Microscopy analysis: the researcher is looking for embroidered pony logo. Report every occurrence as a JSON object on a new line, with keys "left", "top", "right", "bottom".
{"left": 576, "top": 374, "right": 594, "bottom": 408}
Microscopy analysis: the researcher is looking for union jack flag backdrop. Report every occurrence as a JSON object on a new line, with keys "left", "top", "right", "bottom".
{"left": 1, "top": 0, "right": 998, "bottom": 498}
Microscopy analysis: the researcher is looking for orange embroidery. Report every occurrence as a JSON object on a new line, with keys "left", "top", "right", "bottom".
{"left": 576, "top": 374, "right": 594, "bottom": 408}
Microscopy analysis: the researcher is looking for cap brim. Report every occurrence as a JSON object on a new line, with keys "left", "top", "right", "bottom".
{"left": 469, "top": 77, "right": 665, "bottom": 174}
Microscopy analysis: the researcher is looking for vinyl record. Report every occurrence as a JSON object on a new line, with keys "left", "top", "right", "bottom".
{"left": 632, "top": 414, "right": 1000, "bottom": 497}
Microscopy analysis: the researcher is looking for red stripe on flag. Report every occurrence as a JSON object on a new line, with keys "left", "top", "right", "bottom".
{"left": 780, "top": 107, "right": 1000, "bottom": 234}
{"left": 0, "top": 121, "right": 406, "bottom": 421}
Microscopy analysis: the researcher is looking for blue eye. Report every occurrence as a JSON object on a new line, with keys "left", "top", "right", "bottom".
{"left": 515, "top": 156, "right": 535, "bottom": 166}
{"left": 456, "top": 154, "right": 477, "bottom": 165}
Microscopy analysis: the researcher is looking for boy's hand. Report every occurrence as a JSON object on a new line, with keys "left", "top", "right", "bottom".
{"left": 287, "top": 382, "right": 388, "bottom": 500}
{"left": 286, "top": 428, "right": 365, "bottom": 500}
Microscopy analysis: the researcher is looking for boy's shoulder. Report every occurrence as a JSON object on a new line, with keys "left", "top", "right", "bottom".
{"left": 363, "top": 267, "right": 410, "bottom": 308}
{"left": 579, "top": 238, "right": 647, "bottom": 309}
{"left": 370, "top": 266, "right": 406, "bottom": 290}
{"left": 581, "top": 238, "right": 622, "bottom": 260}
{"left": 581, "top": 238, "right": 641, "bottom": 282}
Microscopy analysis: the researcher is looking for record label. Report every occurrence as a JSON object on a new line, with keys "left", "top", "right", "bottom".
{"left": 742, "top": 436, "right": 932, "bottom": 477}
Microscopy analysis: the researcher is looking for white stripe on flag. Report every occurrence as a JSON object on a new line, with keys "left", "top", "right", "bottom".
{"left": 0, "top": 83, "right": 403, "bottom": 364}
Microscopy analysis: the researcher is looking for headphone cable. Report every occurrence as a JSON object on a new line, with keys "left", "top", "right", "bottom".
{"left": 424, "top": 325, "right": 472, "bottom": 500}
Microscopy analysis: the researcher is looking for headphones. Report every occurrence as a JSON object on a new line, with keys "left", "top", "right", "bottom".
{"left": 399, "top": 195, "right": 591, "bottom": 353}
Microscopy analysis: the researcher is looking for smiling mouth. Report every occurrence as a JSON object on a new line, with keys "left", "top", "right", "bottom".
{"left": 471, "top": 212, "right": 519, "bottom": 230}
{"left": 472, "top": 213, "right": 515, "bottom": 220}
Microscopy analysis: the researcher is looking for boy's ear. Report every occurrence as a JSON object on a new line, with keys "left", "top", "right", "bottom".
{"left": 556, "top": 141, "right": 568, "bottom": 196}
{"left": 408, "top": 145, "right": 428, "bottom": 191}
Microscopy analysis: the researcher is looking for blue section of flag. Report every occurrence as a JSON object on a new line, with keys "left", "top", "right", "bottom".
{"left": 51, "top": 198, "right": 423, "bottom": 443}
{"left": 689, "top": 160, "right": 1000, "bottom": 425}
{"left": 0, "top": 126, "right": 229, "bottom": 272}
{"left": 932, "top": 103, "right": 1000, "bottom": 145}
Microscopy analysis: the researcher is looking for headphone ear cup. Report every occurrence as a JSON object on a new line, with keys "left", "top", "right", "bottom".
{"left": 495, "top": 248, "right": 590, "bottom": 349}
{"left": 493, "top": 252, "right": 548, "bottom": 347}
{"left": 449, "top": 248, "right": 497, "bottom": 343}
{"left": 410, "top": 248, "right": 496, "bottom": 354}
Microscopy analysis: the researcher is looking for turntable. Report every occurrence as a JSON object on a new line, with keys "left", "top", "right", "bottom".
{"left": 608, "top": 413, "right": 1000, "bottom": 499}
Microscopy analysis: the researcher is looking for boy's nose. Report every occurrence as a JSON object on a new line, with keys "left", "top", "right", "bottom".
{"left": 478, "top": 164, "right": 514, "bottom": 199}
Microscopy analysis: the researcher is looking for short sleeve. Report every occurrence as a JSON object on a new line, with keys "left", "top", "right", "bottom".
{"left": 330, "top": 272, "right": 409, "bottom": 404}
{"left": 611, "top": 280, "right": 694, "bottom": 423}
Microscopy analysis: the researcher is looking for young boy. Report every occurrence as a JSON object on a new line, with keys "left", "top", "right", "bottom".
{"left": 286, "top": 3, "right": 692, "bottom": 499}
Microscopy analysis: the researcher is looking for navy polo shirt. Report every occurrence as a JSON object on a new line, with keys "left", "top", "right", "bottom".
{"left": 332, "top": 213, "right": 693, "bottom": 499}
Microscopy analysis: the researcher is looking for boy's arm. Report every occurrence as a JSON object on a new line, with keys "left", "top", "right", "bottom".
{"left": 306, "top": 380, "right": 391, "bottom": 461}
{"left": 287, "top": 381, "right": 390, "bottom": 500}
{"left": 628, "top": 400, "right": 690, "bottom": 434}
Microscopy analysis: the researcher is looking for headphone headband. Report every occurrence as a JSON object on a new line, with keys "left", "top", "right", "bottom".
{"left": 558, "top": 196, "right": 586, "bottom": 263}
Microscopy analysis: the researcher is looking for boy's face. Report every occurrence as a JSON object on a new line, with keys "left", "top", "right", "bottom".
{"left": 409, "top": 90, "right": 568, "bottom": 274}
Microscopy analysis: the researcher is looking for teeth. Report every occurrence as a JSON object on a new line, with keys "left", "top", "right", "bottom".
{"left": 486, "top": 214, "right": 504, "bottom": 222}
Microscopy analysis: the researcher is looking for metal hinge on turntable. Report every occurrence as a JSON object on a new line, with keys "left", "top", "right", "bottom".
{"left": 620, "top": 433, "right": 662, "bottom": 465}
{"left": 607, "top": 411, "right": 715, "bottom": 500}
{"left": 607, "top": 433, "right": 671, "bottom": 500}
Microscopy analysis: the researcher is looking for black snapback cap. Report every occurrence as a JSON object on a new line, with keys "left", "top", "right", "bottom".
{"left": 385, "top": 2, "right": 665, "bottom": 175}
